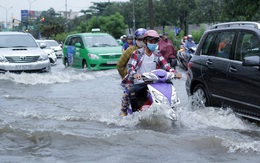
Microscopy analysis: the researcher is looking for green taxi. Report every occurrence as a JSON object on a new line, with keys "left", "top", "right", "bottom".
{"left": 62, "top": 29, "right": 122, "bottom": 70}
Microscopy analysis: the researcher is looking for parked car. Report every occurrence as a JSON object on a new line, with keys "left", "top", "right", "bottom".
{"left": 0, "top": 32, "right": 51, "bottom": 73}
{"left": 44, "top": 40, "right": 63, "bottom": 58}
{"left": 36, "top": 40, "right": 57, "bottom": 66}
{"left": 186, "top": 21, "right": 260, "bottom": 121}
{"left": 62, "top": 29, "right": 122, "bottom": 70}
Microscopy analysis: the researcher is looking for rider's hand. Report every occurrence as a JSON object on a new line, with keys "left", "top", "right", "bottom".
{"left": 174, "top": 72, "right": 182, "bottom": 79}
{"left": 133, "top": 73, "right": 142, "bottom": 80}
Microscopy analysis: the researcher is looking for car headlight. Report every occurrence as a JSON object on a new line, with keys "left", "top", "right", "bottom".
{"left": 88, "top": 53, "right": 99, "bottom": 59}
{"left": 38, "top": 53, "right": 49, "bottom": 61}
{"left": 0, "top": 55, "right": 8, "bottom": 62}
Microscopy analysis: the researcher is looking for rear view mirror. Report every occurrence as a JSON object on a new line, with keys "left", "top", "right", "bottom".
{"left": 242, "top": 56, "right": 260, "bottom": 67}
{"left": 39, "top": 42, "right": 47, "bottom": 49}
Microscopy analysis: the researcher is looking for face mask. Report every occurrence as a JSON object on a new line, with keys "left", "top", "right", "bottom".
{"left": 147, "top": 43, "right": 157, "bottom": 51}
{"left": 136, "top": 40, "right": 145, "bottom": 48}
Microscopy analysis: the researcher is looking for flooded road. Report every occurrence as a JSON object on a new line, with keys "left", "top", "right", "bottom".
{"left": 1, "top": 59, "right": 260, "bottom": 163}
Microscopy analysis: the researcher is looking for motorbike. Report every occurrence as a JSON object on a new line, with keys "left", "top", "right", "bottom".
{"left": 177, "top": 44, "right": 196, "bottom": 70}
{"left": 128, "top": 69, "right": 180, "bottom": 121}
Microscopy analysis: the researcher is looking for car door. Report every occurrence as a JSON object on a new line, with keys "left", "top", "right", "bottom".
{"left": 227, "top": 31, "right": 260, "bottom": 114}
{"left": 72, "top": 36, "right": 85, "bottom": 67}
{"left": 206, "top": 31, "right": 235, "bottom": 102}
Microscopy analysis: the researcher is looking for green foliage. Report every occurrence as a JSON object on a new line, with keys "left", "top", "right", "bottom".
{"left": 52, "top": 32, "right": 69, "bottom": 43}
{"left": 191, "top": 26, "right": 205, "bottom": 44}
{"left": 86, "top": 12, "right": 127, "bottom": 38}
{"left": 40, "top": 23, "right": 65, "bottom": 37}
{"left": 38, "top": 8, "right": 66, "bottom": 38}
{"left": 221, "top": 0, "right": 260, "bottom": 21}
{"left": 24, "top": 1, "right": 260, "bottom": 42}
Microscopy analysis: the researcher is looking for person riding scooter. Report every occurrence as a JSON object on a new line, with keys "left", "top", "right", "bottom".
{"left": 184, "top": 34, "right": 196, "bottom": 62}
{"left": 119, "top": 30, "right": 182, "bottom": 116}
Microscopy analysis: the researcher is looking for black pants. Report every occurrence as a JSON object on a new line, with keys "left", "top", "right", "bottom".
{"left": 168, "top": 58, "right": 177, "bottom": 68}
{"left": 129, "top": 83, "right": 148, "bottom": 112}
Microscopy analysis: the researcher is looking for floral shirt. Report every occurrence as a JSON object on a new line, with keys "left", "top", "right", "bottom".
{"left": 121, "top": 47, "right": 175, "bottom": 86}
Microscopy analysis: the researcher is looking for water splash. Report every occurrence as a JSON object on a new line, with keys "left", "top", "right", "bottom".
{"left": 0, "top": 69, "right": 118, "bottom": 85}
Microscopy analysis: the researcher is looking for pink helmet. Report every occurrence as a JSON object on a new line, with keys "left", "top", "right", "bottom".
{"left": 144, "top": 30, "right": 160, "bottom": 40}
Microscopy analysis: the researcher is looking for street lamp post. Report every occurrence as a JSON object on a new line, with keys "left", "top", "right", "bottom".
{"left": 0, "top": 6, "right": 13, "bottom": 29}
{"left": 28, "top": 0, "right": 37, "bottom": 18}
{"left": 28, "top": 0, "right": 37, "bottom": 11}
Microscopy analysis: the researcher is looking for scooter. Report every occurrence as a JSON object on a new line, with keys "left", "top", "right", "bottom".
{"left": 129, "top": 69, "right": 180, "bottom": 120}
{"left": 177, "top": 45, "right": 196, "bottom": 70}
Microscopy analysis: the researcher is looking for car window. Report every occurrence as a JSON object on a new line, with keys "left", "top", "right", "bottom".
{"left": 65, "top": 36, "right": 72, "bottom": 45}
{"left": 215, "top": 32, "right": 235, "bottom": 59}
{"left": 0, "top": 34, "right": 38, "bottom": 48}
{"left": 200, "top": 33, "right": 217, "bottom": 56}
{"left": 84, "top": 35, "right": 119, "bottom": 47}
{"left": 235, "top": 32, "right": 260, "bottom": 61}
{"left": 46, "top": 40, "right": 59, "bottom": 46}
{"left": 69, "top": 37, "right": 83, "bottom": 47}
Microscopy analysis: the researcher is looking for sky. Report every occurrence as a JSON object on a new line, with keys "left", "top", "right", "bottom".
{"left": 0, "top": 0, "right": 129, "bottom": 23}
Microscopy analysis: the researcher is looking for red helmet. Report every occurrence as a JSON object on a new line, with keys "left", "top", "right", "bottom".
{"left": 144, "top": 30, "right": 160, "bottom": 40}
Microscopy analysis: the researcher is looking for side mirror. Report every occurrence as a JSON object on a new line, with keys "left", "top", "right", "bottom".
{"left": 75, "top": 42, "right": 81, "bottom": 48}
{"left": 242, "top": 56, "right": 260, "bottom": 67}
{"left": 39, "top": 42, "right": 47, "bottom": 49}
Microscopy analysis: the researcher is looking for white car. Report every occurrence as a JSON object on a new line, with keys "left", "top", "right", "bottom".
{"left": 0, "top": 32, "right": 51, "bottom": 73}
{"left": 36, "top": 40, "right": 57, "bottom": 66}
{"left": 44, "top": 40, "right": 63, "bottom": 58}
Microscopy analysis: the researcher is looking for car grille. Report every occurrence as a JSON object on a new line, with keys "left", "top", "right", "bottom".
{"left": 100, "top": 54, "right": 121, "bottom": 59}
{"left": 5, "top": 56, "right": 40, "bottom": 63}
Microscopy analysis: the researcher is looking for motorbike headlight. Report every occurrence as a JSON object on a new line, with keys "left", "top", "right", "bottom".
{"left": 0, "top": 55, "right": 8, "bottom": 62}
{"left": 88, "top": 53, "right": 99, "bottom": 59}
{"left": 38, "top": 53, "right": 48, "bottom": 61}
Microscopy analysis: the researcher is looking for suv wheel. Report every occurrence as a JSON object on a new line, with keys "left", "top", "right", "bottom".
{"left": 191, "top": 84, "right": 209, "bottom": 110}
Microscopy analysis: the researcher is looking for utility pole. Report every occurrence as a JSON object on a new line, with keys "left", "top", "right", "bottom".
{"left": 132, "top": 0, "right": 135, "bottom": 33}
{"left": 149, "top": 0, "right": 154, "bottom": 29}
{"left": 0, "top": 6, "right": 13, "bottom": 29}
{"left": 28, "top": 0, "right": 37, "bottom": 18}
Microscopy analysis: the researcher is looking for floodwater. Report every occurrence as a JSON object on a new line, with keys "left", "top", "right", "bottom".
{"left": 1, "top": 59, "right": 260, "bottom": 163}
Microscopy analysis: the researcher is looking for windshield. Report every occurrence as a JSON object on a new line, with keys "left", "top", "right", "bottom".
{"left": 84, "top": 35, "right": 119, "bottom": 47}
{"left": 0, "top": 34, "right": 38, "bottom": 48}
{"left": 45, "top": 40, "right": 59, "bottom": 46}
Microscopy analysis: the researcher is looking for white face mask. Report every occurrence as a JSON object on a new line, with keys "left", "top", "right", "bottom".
{"left": 136, "top": 40, "right": 146, "bottom": 48}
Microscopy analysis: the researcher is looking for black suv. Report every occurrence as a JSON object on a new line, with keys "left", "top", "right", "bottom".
{"left": 186, "top": 21, "right": 260, "bottom": 120}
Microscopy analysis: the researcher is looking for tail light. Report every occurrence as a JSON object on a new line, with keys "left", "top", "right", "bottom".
{"left": 187, "top": 62, "right": 193, "bottom": 76}
{"left": 188, "top": 62, "right": 193, "bottom": 69}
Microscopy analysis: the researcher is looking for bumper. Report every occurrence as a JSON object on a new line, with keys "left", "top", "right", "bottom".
{"left": 88, "top": 59, "right": 118, "bottom": 70}
{"left": 0, "top": 60, "right": 51, "bottom": 73}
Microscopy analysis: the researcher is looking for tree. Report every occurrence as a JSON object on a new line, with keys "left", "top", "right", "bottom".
{"left": 38, "top": 8, "right": 66, "bottom": 37}
{"left": 86, "top": 12, "right": 127, "bottom": 38}
{"left": 190, "top": 0, "right": 223, "bottom": 24}
{"left": 221, "top": 0, "right": 260, "bottom": 21}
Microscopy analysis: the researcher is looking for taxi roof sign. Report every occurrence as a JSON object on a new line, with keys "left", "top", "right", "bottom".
{"left": 91, "top": 28, "right": 101, "bottom": 32}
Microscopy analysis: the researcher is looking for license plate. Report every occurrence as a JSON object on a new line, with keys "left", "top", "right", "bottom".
{"left": 15, "top": 65, "right": 32, "bottom": 69}
{"left": 107, "top": 61, "right": 117, "bottom": 64}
